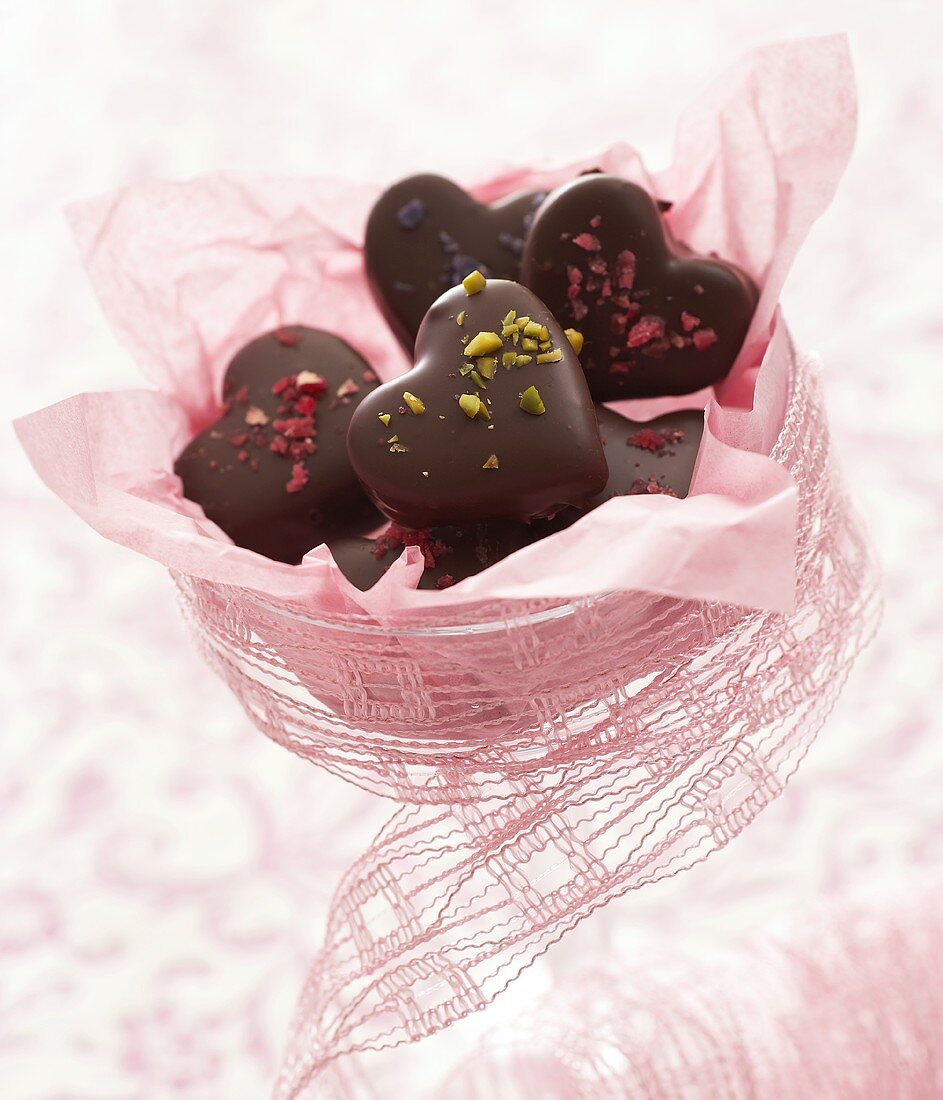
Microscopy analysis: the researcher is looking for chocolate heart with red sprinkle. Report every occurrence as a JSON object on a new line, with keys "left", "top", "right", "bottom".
{"left": 365, "top": 174, "right": 546, "bottom": 354}
{"left": 346, "top": 277, "right": 608, "bottom": 530}
{"left": 522, "top": 175, "right": 758, "bottom": 400}
{"left": 174, "top": 326, "right": 381, "bottom": 563}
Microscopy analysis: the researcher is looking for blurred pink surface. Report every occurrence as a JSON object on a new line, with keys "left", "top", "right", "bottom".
{"left": 3, "top": 3, "right": 942, "bottom": 1097}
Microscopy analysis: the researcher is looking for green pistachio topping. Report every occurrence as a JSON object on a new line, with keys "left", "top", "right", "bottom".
{"left": 520, "top": 385, "right": 546, "bottom": 415}
{"left": 502, "top": 352, "right": 518, "bottom": 369}
{"left": 516, "top": 315, "right": 531, "bottom": 327}
{"left": 403, "top": 391, "right": 426, "bottom": 415}
{"left": 502, "top": 309, "right": 517, "bottom": 325}
{"left": 387, "top": 434, "right": 399, "bottom": 443}
{"left": 482, "top": 454, "right": 500, "bottom": 469}
{"left": 464, "top": 331, "right": 504, "bottom": 357}
{"left": 564, "top": 328, "right": 584, "bottom": 354}
{"left": 522, "top": 320, "right": 544, "bottom": 339}
{"left": 469, "top": 370, "right": 486, "bottom": 388}
{"left": 456, "top": 310, "right": 466, "bottom": 326}
{"left": 378, "top": 413, "right": 391, "bottom": 426}
{"left": 477, "top": 357, "right": 497, "bottom": 379}
{"left": 521, "top": 337, "right": 539, "bottom": 353}
{"left": 459, "top": 394, "right": 481, "bottom": 419}
{"left": 462, "top": 270, "right": 486, "bottom": 295}
{"left": 537, "top": 348, "right": 564, "bottom": 364}
{"left": 514, "top": 354, "right": 533, "bottom": 367}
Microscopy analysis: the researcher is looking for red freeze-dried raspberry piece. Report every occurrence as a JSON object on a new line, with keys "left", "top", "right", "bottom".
{"left": 615, "top": 250, "right": 636, "bottom": 290}
{"left": 681, "top": 311, "right": 700, "bottom": 332}
{"left": 228, "top": 431, "right": 248, "bottom": 447}
{"left": 571, "top": 299, "right": 589, "bottom": 321}
{"left": 272, "top": 376, "right": 294, "bottom": 396}
{"left": 274, "top": 416, "right": 315, "bottom": 439}
{"left": 589, "top": 214, "right": 602, "bottom": 228}
{"left": 566, "top": 264, "right": 583, "bottom": 285}
{"left": 588, "top": 258, "right": 607, "bottom": 276}
{"left": 435, "top": 574, "right": 456, "bottom": 589}
{"left": 237, "top": 449, "right": 249, "bottom": 462}
{"left": 630, "top": 476, "right": 678, "bottom": 497}
{"left": 572, "top": 232, "right": 601, "bottom": 252}
{"left": 269, "top": 436, "right": 289, "bottom": 455}
{"left": 566, "top": 284, "right": 582, "bottom": 301}
{"left": 610, "top": 313, "right": 629, "bottom": 336}
{"left": 692, "top": 327, "right": 718, "bottom": 350}
{"left": 627, "top": 428, "right": 666, "bottom": 452}
{"left": 610, "top": 361, "right": 632, "bottom": 375}
{"left": 274, "top": 329, "right": 300, "bottom": 347}
{"left": 626, "top": 316, "right": 666, "bottom": 348}
{"left": 294, "top": 394, "right": 316, "bottom": 416}
{"left": 233, "top": 385, "right": 250, "bottom": 405}
{"left": 285, "top": 462, "right": 309, "bottom": 493}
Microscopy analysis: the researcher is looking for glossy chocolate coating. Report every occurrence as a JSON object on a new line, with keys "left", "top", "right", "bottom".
{"left": 347, "top": 279, "right": 609, "bottom": 530}
{"left": 174, "top": 326, "right": 381, "bottom": 563}
{"left": 522, "top": 175, "right": 758, "bottom": 400}
{"left": 334, "top": 405, "right": 704, "bottom": 591}
{"left": 364, "top": 174, "right": 545, "bottom": 354}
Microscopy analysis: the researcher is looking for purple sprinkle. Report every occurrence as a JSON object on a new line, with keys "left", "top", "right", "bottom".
{"left": 498, "top": 231, "right": 523, "bottom": 256}
{"left": 450, "top": 255, "right": 491, "bottom": 284}
{"left": 396, "top": 198, "right": 426, "bottom": 230}
{"left": 438, "top": 230, "right": 459, "bottom": 254}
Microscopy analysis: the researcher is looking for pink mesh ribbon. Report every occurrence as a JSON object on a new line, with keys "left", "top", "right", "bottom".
{"left": 175, "top": 346, "right": 879, "bottom": 1096}
{"left": 13, "top": 35, "right": 878, "bottom": 1098}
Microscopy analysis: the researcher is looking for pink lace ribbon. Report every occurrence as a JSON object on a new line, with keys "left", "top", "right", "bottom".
{"left": 174, "top": 351, "right": 880, "bottom": 1097}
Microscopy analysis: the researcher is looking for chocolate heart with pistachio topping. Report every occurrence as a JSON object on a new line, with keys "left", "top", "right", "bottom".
{"left": 334, "top": 404, "right": 704, "bottom": 591}
{"left": 174, "top": 326, "right": 382, "bottom": 563}
{"left": 522, "top": 174, "right": 759, "bottom": 401}
{"left": 364, "top": 174, "right": 546, "bottom": 354}
{"left": 346, "top": 276, "right": 608, "bottom": 530}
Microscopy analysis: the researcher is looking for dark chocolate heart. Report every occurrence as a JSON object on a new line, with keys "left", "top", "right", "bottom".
{"left": 174, "top": 326, "right": 381, "bottom": 563}
{"left": 334, "top": 405, "right": 703, "bottom": 591}
{"left": 522, "top": 175, "right": 758, "bottom": 400}
{"left": 364, "top": 174, "right": 546, "bottom": 354}
{"left": 346, "top": 277, "right": 609, "bottom": 530}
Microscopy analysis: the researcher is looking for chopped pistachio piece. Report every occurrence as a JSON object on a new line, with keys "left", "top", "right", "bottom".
{"left": 459, "top": 363, "right": 475, "bottom": 376}
{"left": 387, "top": 434, "right": 399, "bottom": 443}
{"left": 378, "top": 413, "right": 391, "bottom": 426}
{"left": 389, "top": 442, "right": 409, "bottom": 453}
{"left": 539, "top": 326, "right": 549, "bottom": 341}
{"left": 520, "top": 385, "right": 546, "bottom": 415}
{"left": 403, "top": 391, "right": 426, "bottom": 415}
{"left": 501, "top": 325, "right": 518, "bottom": 338}
{"left": 477, "top": 357, "right": 497, "bottom": 379}
{"left": 516, "top": 315, "right": 531, "bottom": 327}
{"left": 514, "top": 354, "right": 532, "bottom": 367}
{"left": 537, "top": 348, "right": 564, "bottom": 364}
{"left": 502, "top": 352, "right": 518, "bottom": 369}
{"left": 521, "top": 337, "right": 539, "bottom": 352}
{"left": 462, "top": 270, "right": 486, "bottom": 295}
{"left": 476, "top": 400, "right": 491, "bottom": 421}
{"left": 458, "top": 394, "right": 481, "bottom": 418}
{"left": 502, "top": 309, "right": 517, "bottom": 325}
{"left": 538, "top": 340, "right": 552, "bottom": 352}
{"left": 482, "top": 454, "right": 500, "bottom": 469}
{"left": 511, "top": 330, "right": 520, "bottom": 345}
{"left": 522, "top": 320, "right": 544, "bottom": 339}
{"left": 456, "top": 310, "right": 465, "bottom": 326}
{"left": 564, "top": 328, "right": 584, "bottom": 354}
{"left": 469, "top": 369, "right": 486, "bottom": 388}
{"left": 464, "top": 331, "right": 504, "bottom": 357}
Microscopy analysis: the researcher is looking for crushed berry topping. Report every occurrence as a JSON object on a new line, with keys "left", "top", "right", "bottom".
{"left": 681, "top": 311, "right": 700, "bottom": 332}
{"left": 435, "top": 575, "right": 456, "bottom": 589}
{"left": 397, "top": 198, "right": 426, "bottom": 230}
{"left": 692, "top": 328, "right": 718, "bottom": 350}
{"left": 371, "top": 524, "right": 451, "bottom": 570}
{"left": 589, "top": 215, "right": 602, "bottom": 228}
{"left": 627, "top": 428, "right": 667, "bottom": 452}
{"left": 285, "top": 462, "right": 309, "bottom": 493}
{"left": 571, "top": 232, "right": 601, "bottom": 252}
{"left": 274, "top": 329, "right": 300, "bottom": 347}
{"left": 234, "top": 385, "right": 250, "bottom": 405}
{"left": 627, "top": 316, "right": 666, "bottom": 348}
{"left": 630, "top": 476, "right": 678, "bottom": 497}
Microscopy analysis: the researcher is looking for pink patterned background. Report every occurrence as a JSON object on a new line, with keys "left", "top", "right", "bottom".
{"left": 4, "top": 3, "right": 942, "bottom": 1097}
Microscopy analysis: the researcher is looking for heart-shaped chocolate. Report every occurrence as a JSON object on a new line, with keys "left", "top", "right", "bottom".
{"left": 364, "top": 174, "right": 546, "bottom": 354}
{"left": 346, "top": 277, "right": 609, "bottom": 530}
{"left": 174, "top": 326, "right": 381, "bottom": 563}
{"left": 522, "top": 175, "right": 758, "bottom": 400}
{"left": 334, "top": 405, "right": 704, "bottom": 591}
